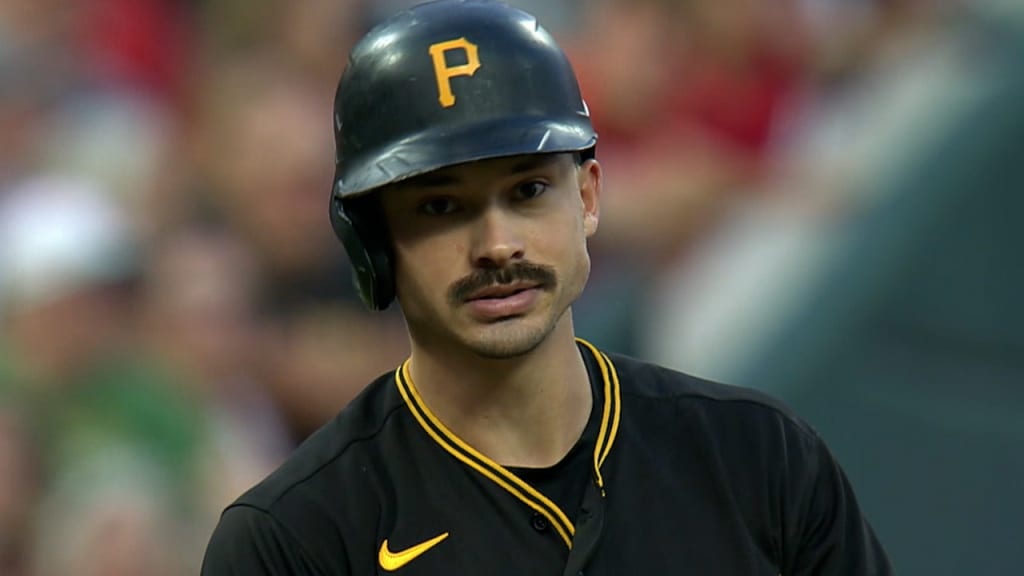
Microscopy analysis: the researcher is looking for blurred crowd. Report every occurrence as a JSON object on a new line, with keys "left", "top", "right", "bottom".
{"left": 0, "top": 0, "right": 1018, "bottom": 574}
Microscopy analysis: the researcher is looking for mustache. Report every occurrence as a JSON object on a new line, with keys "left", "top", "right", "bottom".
{"left": 449, "top": 263, "right": 557, "bottom": 303}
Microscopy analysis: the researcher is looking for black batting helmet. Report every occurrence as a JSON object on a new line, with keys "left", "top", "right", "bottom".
{"left": 329, "top": 0, "right": 597, "bottom": 311}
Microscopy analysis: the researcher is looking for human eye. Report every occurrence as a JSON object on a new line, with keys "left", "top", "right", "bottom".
{"left": 515, "top": 180, "right": 548, "bottom": 201}
{"left": 417, "top": 197, "right": 459, "bottom": 216}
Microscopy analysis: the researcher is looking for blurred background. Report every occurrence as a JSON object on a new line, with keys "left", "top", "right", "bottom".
{"left": 0, "top": 0, "right": 1020, "bottom": 574}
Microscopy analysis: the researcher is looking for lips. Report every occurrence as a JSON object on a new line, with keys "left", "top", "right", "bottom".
{"left": 463, "top": 284, "right": 543, "bottom": 320}
{"left": 464, "top": 283, "right": 541, "bottom": 302}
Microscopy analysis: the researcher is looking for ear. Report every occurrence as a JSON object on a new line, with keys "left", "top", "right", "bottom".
{"left": 577, "top": 158, "right": 601, "bottom": 237}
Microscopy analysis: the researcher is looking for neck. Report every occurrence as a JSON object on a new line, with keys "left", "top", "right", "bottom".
{"left": 406, "top": 319, "right": 592, "bottom": 469}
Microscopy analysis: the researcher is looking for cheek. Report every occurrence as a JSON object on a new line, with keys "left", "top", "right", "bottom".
{"left": 394, "top": 255, "right": 432, "bottom": 303}
{"left": 531, "top": 214, "right": 589, "bottom": 279}
{"left": 562, "top": 213, "right": 593, "bottom": 278}
{"left": 392, "top": 238, "right": 463, "bottom": 303}
{"left": 554, "top": 210, "right": 588, "bottom": 252}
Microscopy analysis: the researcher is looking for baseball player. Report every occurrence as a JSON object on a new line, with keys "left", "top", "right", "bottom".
{"left": 201, "top": 1, "right": 892, "bottom": 574}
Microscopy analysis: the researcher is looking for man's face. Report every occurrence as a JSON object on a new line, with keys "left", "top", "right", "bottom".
{"left": 380, "top": 153, "right": 601, "bottom": 359}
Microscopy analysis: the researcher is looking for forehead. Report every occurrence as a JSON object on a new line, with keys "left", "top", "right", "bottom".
{"left": 393, "top": 153, "right": 574, "bottom": 190}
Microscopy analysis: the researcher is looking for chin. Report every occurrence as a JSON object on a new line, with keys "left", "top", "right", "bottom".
{"left": 460, "top": 317, "right": 554, "bottom": 359}
{"left": 468, "top": 336, "right": 544, "bottom": 360}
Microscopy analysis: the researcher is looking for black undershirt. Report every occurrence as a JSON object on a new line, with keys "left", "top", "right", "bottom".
{"left": 506, "top": 346, "right": 602, "bottom": 525}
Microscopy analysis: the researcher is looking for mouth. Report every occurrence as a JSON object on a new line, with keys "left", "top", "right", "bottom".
{"left": 462, "top": 283, "right": 544, "bottom": 320}
{"left": 465, "top": 283, "right": 542, "bottom": 302}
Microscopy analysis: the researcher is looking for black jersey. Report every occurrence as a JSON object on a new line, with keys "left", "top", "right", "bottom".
{"left": 202, "top": 339, "right": 891, "bottom": 575}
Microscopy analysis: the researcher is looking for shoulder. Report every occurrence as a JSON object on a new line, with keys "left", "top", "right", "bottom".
{"left": 206, "top": 368, "right": 406, "bottom": 573}
{"left": 230, "top": 367, "right": 406, "bottom": 513}
{"left": 599, "top": 353, "right": 893, "bottom": 572}
{"left": 604, "top": 351, "right": 835, "bottom": 495}
{"left": 202, "top": 503, "right": 330, "bottom": 575}
{"left": 605, "top": 351, "right": 819, "bottom": 442}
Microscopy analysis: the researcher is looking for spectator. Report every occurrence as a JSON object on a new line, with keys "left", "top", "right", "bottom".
{"left": 192, "top": 54, "right": 408, "bottom": 440}
{"left": 138, "top": 225, "right": 292, "bottom": 527}
{"left": 0, "top": 176, "right": 209, "bottom": 570}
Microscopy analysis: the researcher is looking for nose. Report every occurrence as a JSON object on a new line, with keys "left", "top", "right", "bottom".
{"left": 469, "top": 205, "right": 525, "bottom": 269}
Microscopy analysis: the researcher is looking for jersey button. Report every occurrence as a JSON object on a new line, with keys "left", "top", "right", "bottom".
{"left": 530, "top": 512, "right": 549, "bottom": 533}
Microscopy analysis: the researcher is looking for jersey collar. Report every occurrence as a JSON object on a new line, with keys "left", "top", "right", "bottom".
{"left": 393, "top": 337, "right": 621, "bottom": 548}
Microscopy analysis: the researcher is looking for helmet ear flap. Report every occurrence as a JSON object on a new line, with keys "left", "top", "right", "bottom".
{"left": 330, "top": 182, "right": 395, "bottom": 310}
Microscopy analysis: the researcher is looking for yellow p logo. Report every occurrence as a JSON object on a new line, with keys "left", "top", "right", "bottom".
{"left": 428, "top": 37, "right": 481, "bottom": 108}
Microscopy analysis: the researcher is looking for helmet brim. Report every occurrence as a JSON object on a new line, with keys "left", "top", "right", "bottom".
{"left": 335, "top": 114, "right": 596, "bottom": 198}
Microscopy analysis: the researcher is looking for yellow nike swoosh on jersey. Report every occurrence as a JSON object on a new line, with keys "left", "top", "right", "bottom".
{"left": 378, "top": 532, "right": 449, "bottom": 571}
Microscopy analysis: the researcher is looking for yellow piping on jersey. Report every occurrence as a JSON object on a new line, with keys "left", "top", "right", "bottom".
{"left": 598, "top": 351, "right": 621, "bottom": 469}
{"left": 576, "top": 339, "right": 622, "bottom": 494}
{"left": 393, "top": 338, "right": 621, "bottom": 548}
{"left": 396, "top": 364, "right": 574, "bottom": 547}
